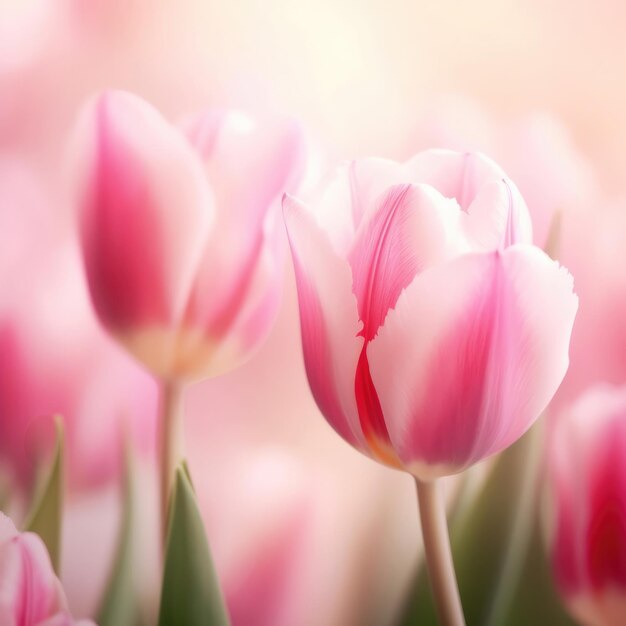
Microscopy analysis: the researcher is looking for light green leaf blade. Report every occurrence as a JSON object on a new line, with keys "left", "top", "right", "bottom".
{"left": 97, "top": 444, "right": 137, "bottom": 626}
{"left": 158, "top": 463, "right": 230, "bottom": 626}
{"left": 24, "top": 415, "right": 64, "bottom": 573}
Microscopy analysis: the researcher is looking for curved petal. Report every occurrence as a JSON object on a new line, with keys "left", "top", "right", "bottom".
{"left": 406, "top": 150, "right": 533, "bottom": 247}
{"left": 585, "top": 418, "right": 626, "bottom": 590}
{"left": 346, "top": 157, "right": 413, "bottom": 229}
{"left": 368, "top": 245, "right": 577, "bottom": 478}
{"left": 308, "top": 157, "right": 417, "bottom": 258}
{"left": 348, "top": 183, "right": 467, "bottom": 340}
{"left": 184, "top": 110, "right": 305, "bottom": 233}
{"left": 0, "top": 514, "right": 16, "bottom": 545}
{"left": 549, "top": 386, "right": 626, "bottom": 599}
{"left": 75, "top": 91, "right": 213, "bottom": 374}
{"left": 178, "top": 111, "right": 303, "bottom": 377}
{"left": 0, "top": 533, "right": 65, "bottom": 625}
{"left": 283, "top": 194, "right": 365, "bottom": 449}
{"left": 174, "top": 232, "right": 285, "bottom": 380}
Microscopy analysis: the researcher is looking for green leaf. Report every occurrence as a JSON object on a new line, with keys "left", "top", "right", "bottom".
{"left": 24, "top": 415, "right": 64, "bottom": 573}
{"left": 158, "top": 463, "right": 230, "bottom": 626}
{"left": 396, "top": 423, "right": 548, "bottom": 626}
{"left": 97, "top": 444, "right": 138, "bottom": 626}
{"left": 502, "top": 515, "right": 576, "bottom": 626}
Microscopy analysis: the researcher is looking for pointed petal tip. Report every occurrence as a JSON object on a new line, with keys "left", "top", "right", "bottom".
{"left": 281, "top": 193, "right": 309, "bottom": 230}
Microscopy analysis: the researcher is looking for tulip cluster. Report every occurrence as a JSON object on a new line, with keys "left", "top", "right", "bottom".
{"left": 3, "top": 3, "right": 626, "bottom": 626}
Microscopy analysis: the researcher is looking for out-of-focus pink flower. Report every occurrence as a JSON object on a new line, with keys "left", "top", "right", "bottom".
{"left": 0, "top": 513, "right": 95, "bottom": 626}
{"left": 0, "top": 161, "right": 157, "bottom": 492}
{"left": 547, "top": 385, "right": 626, "bottom": 626}
{"left": 284, "top": 150, "right": 578, "bottom": 480}
{"left": 75, "top": 90, "right": 305, "bottom": 381}
{"left": 552, "top": 204, "right": 626, "bottom": 411}
{"left": 194, "top": 447, "right": 371, "bottom": 626}
{"left": 0, "top": 245, "right": 157, "bottom": 492}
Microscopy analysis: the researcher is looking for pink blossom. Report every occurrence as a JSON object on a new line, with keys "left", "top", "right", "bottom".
{"left": 0, "top": 513, "right": 94, "bottom": 626}
{"left": 75, "top": 91, "right": 305, "bottom": 381}
{"left": 547, "top": 385, "right": 626, "bottom": 626}
{"left": 0, "top": 160, "right": 156, "bottom": 492}
{"left": 284, "top": 150, "right": 577, "bottom": 479}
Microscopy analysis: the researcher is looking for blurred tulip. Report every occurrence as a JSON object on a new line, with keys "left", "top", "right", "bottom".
{"left": 75, "top": 90, "right": 305, "bottom": 381}
{"left": 0, "top": 513, "right": 94, "bottom": 626}
{"left": 0, "top": 161, "right": 156, "bottom": 492}
{"left": 196, "top": 447, "right": 371, "bottom": 626}
{"left": 551, "top": 204, "right": 626, "bottom": 411}
{"left": 547, "top": 385, "right": 626, "bottom": 626}
{"left": 284, "top": 150, "right": 578, "bottom": 480}
{"left": 0, "top": 255, "right": 157, "bottom": 492}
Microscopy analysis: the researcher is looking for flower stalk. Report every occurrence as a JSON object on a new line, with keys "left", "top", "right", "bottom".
{"left": 416, "top": 478, "right": 466, "bottom": 626}
{"left": 158, "top": 379, "right": 183, "bottom": 543}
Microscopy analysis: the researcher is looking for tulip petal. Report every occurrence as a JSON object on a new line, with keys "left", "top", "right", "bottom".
{"left": 0, "top": 514, "right": 16, "bottom": 544}
{"left": 369, "top": 246, "right": 577, "bottom": 477}
{"left": 585, "top": 418, "right": 626, "bottom": 590}
{"left": 177, "top": 112, "right": 303, "bottom": 376}
{"left": 307, "top": 157, "right": 421, "bottom": 257}
{"left": 76, "top": 91, "right": 212, "bottom": 373}
{"left": 185, "top": 110, "right": 304, "bottom": 236}
{"left": 348, "top": 183, "right": 465, "bottom": 458}
{"left": 348, "top": 183, "right": 462, "bottom": 340}
{"left": 406, "top": 150, "right": 533, "bottom": 247}
{"left": 0, "top": 533, "right": 65, "bottom": 625}
{"left": 283, "top": 194, "right": 365, "bottom": 449}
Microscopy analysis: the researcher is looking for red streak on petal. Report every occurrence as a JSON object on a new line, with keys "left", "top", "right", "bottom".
{"left": 355, "top": 346, "right": 401, "bottom": 466}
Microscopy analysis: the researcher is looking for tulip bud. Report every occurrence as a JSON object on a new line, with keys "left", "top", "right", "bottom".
{"left": 547, "top": 385, "right": 626, "bottom": 626}
{"left": 0, "top": 513, "right": 94, "bottom": 626}
{"left": 75, "top": 91, "right": 304, "bottom": 381}
{"left": 284, "top": 150, "right": 577, "bottom": 479}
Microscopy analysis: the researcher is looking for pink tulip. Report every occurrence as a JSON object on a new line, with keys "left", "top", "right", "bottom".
{"left": 547, "top": 385, "right": 626, "bottom": 626}
{"left": 284, "top": 150, "right": 578, "bottom": 479}
{"left": 0, "top": 513, "right": 94, "bottom": 626}
{"left": 0, "top": 164, "right": 157, "bottom": 491}
{"left": 0, "top": 260, "right": 157, "bottom": 492}
{"left": 551, "top": 204, "right": 626, "bottom": 411}
{"left": 75, "top": 90, "right": 305, "bottom": 380}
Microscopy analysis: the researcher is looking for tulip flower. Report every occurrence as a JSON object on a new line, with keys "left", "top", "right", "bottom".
{"left": 76, "top": 91, "right": 304, "bottom": 381}
{"left": 0, "top": 513, "right": 95, "bottom": 626}
{"left": 548, "top": 385, "right": 626, "bottom": 626}
{"left": 0, "top": 160, "right": 156, "bottom": 493}
{"left": 74, "top": 90, "right": 305, "bottom": 536}
{"left": 284, "top": 150, "right": 578, "bottom": 624}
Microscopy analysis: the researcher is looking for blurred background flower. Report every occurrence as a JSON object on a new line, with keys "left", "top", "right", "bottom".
{"left": 547, "top": 385, "right": 626, "bottom": 626}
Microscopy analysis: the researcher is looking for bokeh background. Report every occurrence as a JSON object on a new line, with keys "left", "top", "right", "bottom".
{"left": 1, "top": 1, "right": 625, "bottom": 624}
